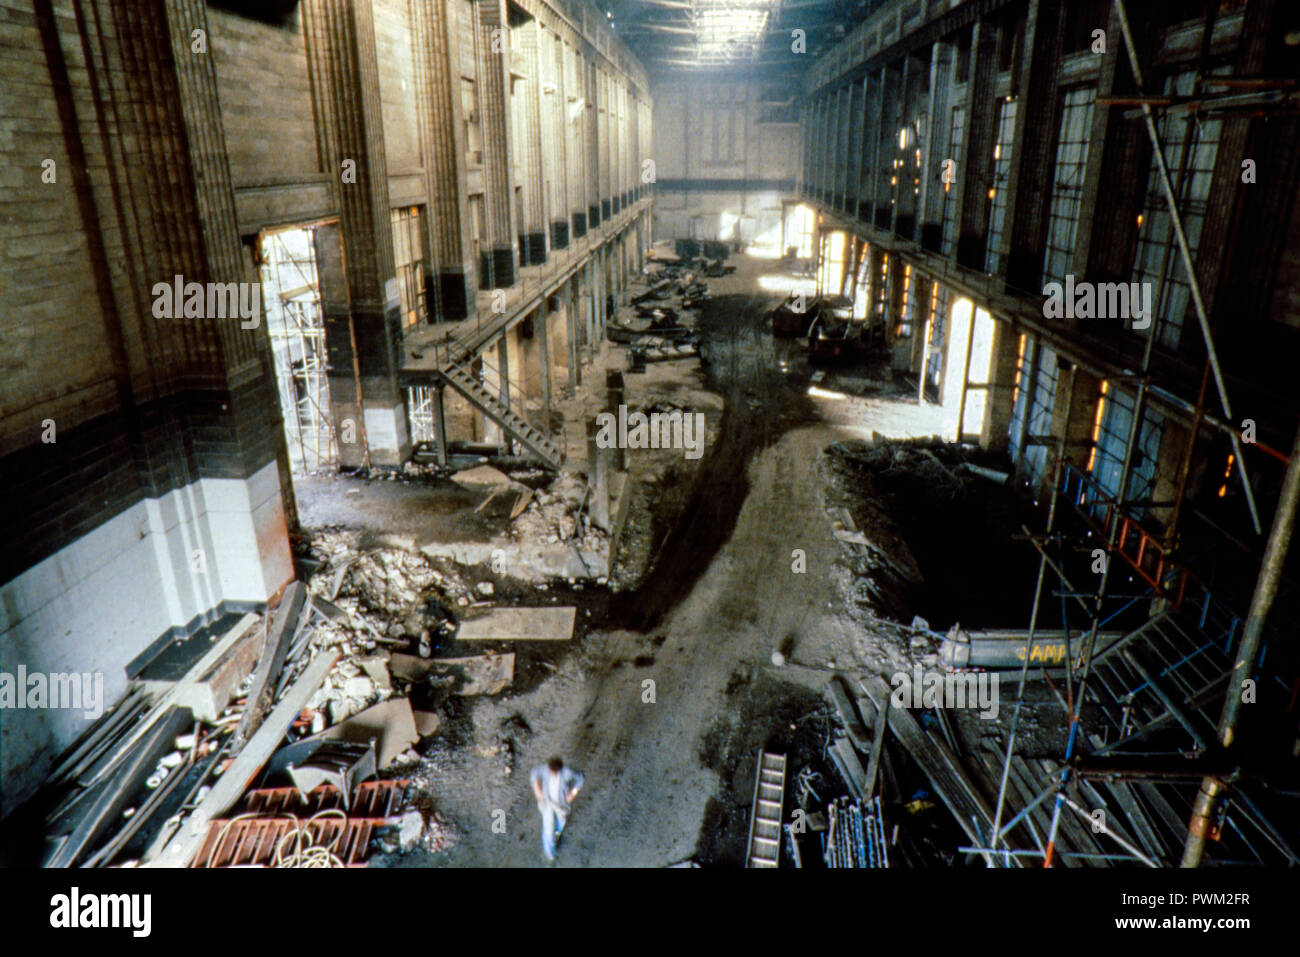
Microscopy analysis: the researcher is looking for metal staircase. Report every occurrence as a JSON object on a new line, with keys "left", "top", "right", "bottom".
{"left": 1085, "top": 611, "right": 1226, "bottom": 752}
{"left": 438, "top": 360, "right": 565, "bottom": 469}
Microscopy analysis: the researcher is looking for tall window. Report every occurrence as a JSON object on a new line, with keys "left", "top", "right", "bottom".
{"left": 1131, "top": 70, "right": 1225, "bottom": 352}
{"left": 941, "top": 102, "right": 966, "bottom": 257}
{"left": 1089, "top": 386, "right": 1164, "bottom": 520}
{"left": 1008, "top": 340, "right": 1057, "bottom": 486}
{"left": 1043, "top": 86, "right": 1095, "bottom": 286}
{"left": 461, "top": 78, "right": 482, "bottom": 166}
{"left": 392, "top": 206, "right": 427, "bottom": 329}
{"left": 984, "top": 96, "right": 1017, "bottom": 274}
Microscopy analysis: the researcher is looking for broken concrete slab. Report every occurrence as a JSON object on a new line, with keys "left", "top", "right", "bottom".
{"left": 170, "top": 617, "right": 263, "bottom": 722}
{"left": 436, "top": 653, "right": 513, "bottom": 696}
{"left": 413, "top": 710, "right": 441, "bottom": 737}
{"left": 357, "top": 654, "right": 392, "bottom": 691}
{"left": 421, "top": 542, "right": 608, "bottom": 581}
{"left": 451, "top": 465, "right": 526, "bottom": 493}
{"left": 455, "top": 606, "right": 576, "bottom": 641}
{"left": 313, "top": 698, "right": 419, "bottom": 769}
{"left": 390, "top": 651, "right": 515, "bottom": 696}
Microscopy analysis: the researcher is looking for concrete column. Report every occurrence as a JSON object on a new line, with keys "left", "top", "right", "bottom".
{"left": 433, "top": 384, "right": 449, "bottom": 467}
{"left": 598, "top": 68, "right": 611, "bottom": 222}
{"left": 847, "top": 77, "right": 865, "bottom": 216}
{"left": 585, "top": 54, "right": 601, "bottom": 229}
{"left": 537, "top": 301, "right": 552, "bottom": 421}
{"left": 412, "top": 0, "right": 472, "bottom": 320}
{"left": 606, "top": 369, "right": 625, "bottom": 471}
{"left": 568, "top": 276, "right": 581, "bottom": 389}
{"left": 876, "top": 64, "right": 901, "bottom": 230}
{"left": 859, "top": 75, "right": 881, "bottom": 220}
{"left": 1003, "top": 0, "right": 1067, "bottom": 290}
{"left": 516, "top": 16, "right": 547, "bottom": 268}
{"left": 981, "top": 320, "right": 1022, "bottom": 451}
{"left": 895, "top": 55, "right": 924, "bottom": 240}
{"left": 567, "top": 41, "right": 588, "bottom": 239}
{"left": 474, "top": 0, "right": 517, "bottom": 288}
{"left": 920, "top": 42, "right": 954, "bottom": 250}
{"left": 954, "top": 19, "right": 1002, "bottom": 270}
{"left": 540, "top": 27, "right": 568, "bottom": 250}
{"left": 586, "top": 420, "right": 610, "bottom": 531}
{"left": 497, "top": 336, "right": 511, "bottom": 412}
{"left": 304, "top": 0, "right": 410, "bottom": 466}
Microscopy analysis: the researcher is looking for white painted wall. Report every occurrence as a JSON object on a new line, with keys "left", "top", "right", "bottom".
{"left": 0, "top": 461, "right": 291, "bottom": 816}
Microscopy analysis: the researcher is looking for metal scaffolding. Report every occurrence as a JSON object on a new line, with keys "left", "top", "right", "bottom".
{"left": 980, "top": 1, "right": 1299, "bottom": 869}
{"left": 261, "top": 228, "right": 337, "bottom": 473}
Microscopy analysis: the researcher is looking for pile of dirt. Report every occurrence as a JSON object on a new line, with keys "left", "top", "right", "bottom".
{"left": 824, "top": 437, "right": 1040, "bottom": 630}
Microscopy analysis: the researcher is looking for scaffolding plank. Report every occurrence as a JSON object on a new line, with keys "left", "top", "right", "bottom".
{"left": 455, "top": 606, "right": 576, "bottom": 641}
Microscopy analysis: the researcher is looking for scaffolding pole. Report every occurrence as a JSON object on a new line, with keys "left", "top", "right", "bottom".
{"left": 990, "top": 365, "right": 1077, "bottom": 856}
{"left": 1182, "top": 418, "right": 1300, "bottom": 866}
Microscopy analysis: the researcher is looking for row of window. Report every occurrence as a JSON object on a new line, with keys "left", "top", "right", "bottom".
{"left": 813, "top": 63, "right": 1226, "bottom": 356}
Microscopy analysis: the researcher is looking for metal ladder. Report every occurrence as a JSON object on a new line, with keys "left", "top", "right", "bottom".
{"left": 746, "top": 751, "right": 787, "bottom": 868}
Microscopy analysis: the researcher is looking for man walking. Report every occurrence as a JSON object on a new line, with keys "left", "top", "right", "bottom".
{"left": 530, "top": 756, "right": 584, "bottom": 862}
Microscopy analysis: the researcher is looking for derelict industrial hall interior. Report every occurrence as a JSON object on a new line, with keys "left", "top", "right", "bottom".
{"left": 3, "top": 0, "right": 1300, "bottom": 881}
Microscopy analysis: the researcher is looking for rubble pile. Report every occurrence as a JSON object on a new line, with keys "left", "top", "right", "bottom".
{"left": 304, "top": 527, "right": 470, "bottom": 643}
{"left": 26, "top": 523, "right": 556, "bottom": 868}
{"left": 509, "top": 470, "right": 606, "bottom": 549}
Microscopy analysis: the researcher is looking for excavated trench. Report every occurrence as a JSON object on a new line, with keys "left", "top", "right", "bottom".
{"left": 602, "top": 291, "right": 819, "bottom": 632}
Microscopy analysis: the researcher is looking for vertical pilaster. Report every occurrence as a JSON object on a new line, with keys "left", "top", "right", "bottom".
{"left": 955, "top": 19, "right": 1002, "bottom": 269}
{"left": 474, "top": 0, "right": 517, "bottom": 288}
{"left": 412, "top": 0, "right": 473, "bottom": 320}
{"left": 303, "top": 0, "right": 410, "bottom": 466}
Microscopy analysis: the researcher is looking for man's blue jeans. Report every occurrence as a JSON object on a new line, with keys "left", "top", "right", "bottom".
{"left": 540, "top": 802, "right": 568, "bottom": 860}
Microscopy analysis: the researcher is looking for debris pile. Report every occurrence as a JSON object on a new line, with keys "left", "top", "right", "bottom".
{"left": 24, "top": 525, "right": 553, "bottom": 868}
{"left": 302, "top": 526, "right": 470, "bottom": 660}
{"left": 509, "top": 470, "right": 607, "bottom": 549}
{"left": 824, "top": 436, "right": 1036, "bottom": 631}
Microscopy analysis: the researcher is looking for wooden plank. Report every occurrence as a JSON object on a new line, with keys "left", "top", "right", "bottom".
{"left": 47, "top": 707, "right": 193, "bottom": 868}
{"left": 1031, "top": 758, "right": 1112, "bottom": 866}
{"left": 232, "top": 583, "right": 307, "bottom": 748}
{"left": 974, "top": 751, "right": 1054, "bottom": 862}
{"left": 860, "top": 674, "right": 1019, "bottom": 865}
{"left": 455, "top": 606, "right": 576, "bottom": 641}
{"left": 862, "top": 695, "right": 888, "bottom": 802}
{"left": 146, "top": 650, "right": 340, "bottom": 868}
{"left": 826, "top": 675, "right": 870, "bottom": 750}
{"left": 829, "top": 736, "right": 867, "bottom": 800}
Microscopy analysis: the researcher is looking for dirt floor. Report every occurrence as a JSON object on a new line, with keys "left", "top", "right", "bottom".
{"left": 320, "top": 254, "right": 976, "bottom": 867}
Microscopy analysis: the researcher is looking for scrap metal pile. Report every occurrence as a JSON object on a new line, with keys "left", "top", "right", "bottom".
{"left": 824, "top": 796, "right": 888, "bottom": 869}
{"left": 610, "top": 239, "right": 733, "bottom": 366}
